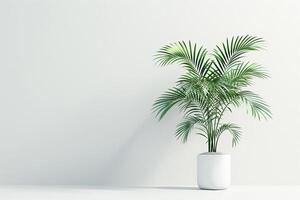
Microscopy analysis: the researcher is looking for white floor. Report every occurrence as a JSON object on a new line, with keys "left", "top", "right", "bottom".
{"left": 0, "top": 186, "right": 300, "bottom": 200}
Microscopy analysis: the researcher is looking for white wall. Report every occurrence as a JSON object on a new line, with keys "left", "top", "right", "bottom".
{"left": 0, "top": 0, "right": 300, "bottom": 185}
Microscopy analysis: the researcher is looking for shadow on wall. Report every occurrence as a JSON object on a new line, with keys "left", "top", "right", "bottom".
{"left": 98, "top": 115, "right": 177, "bottom": 186}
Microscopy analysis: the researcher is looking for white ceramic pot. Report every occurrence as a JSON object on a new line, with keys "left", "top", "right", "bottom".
{"left": 197, "top": 152, "right": 231, "bottom": 190}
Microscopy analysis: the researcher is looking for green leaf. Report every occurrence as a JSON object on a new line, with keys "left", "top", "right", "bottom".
{"left": 216, "top": 123, "right": 241, "bottom": 147}
{"left": 152, "top": 87, "right": 186, "bottom": 120}
{"left": 212, "top": 35, "right": 265, "bottom": 75}
{"left": 237, "top": 90, "right": 272, "bottom": 120}
{"left": 176, "top": 116, "right": 202, "bottom": 143}
{"left": 154, "top": 41, "right": 211, "bottom": 77}
{"left": 224, "top": 62, "right": 269, "bottom": 87}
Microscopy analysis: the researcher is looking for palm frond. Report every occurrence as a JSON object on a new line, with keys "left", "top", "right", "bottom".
{"left": 212, "top": 35, "right": 265, "bottom": 74}
{"left": 154, "top": 41, "right": 211, "bottom": 77}
{"left": 176, "top": 116, "right": 203, "bottom": 143}
{"left": 224, "top": 62, "right": 269, "bottom": 87}
{"left": 216, "top": 123, "right": 241, "bottom": 147}
{"left": 152, "top": 87, "right": 186, "bottom": 120}
{"left": 184, "top": 90, "right": 220, "bottom": 120}
{"left": 238, "top": 90, "right": 272, "bottom": 120}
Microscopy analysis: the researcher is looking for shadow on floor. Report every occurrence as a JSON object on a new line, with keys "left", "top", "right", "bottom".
{"left": 130, "top": 186, "right": 199, "bottom": 191}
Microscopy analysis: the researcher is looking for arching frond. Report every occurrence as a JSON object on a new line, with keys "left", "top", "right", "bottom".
{"left": 152, "top": 87, "right": 186, "bottom": 120}
{"left": 224, "top": 62, "right": 269, "bottom": 87}
{"left": 212, "top": 35, "right": 265, "bottom": 75}
{"left": 176, "top": 116, "right": 206, "bottom": 143}
{"left": 237, "top": 90, "right": 272, "bottom": 120}
{"left": 216, "top": 123, "right": 241, "bottom": 147}
{"left": 154, "top": 41, "right": 211, "bottom": 77}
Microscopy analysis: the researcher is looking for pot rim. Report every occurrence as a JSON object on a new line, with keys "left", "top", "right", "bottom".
{"left": 198, "top": 152, "right": 230, "bottom": 156}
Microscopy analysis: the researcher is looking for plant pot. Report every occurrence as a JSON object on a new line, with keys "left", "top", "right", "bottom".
{"left": 197, "top": 152, "right": 231, "bottom": 190}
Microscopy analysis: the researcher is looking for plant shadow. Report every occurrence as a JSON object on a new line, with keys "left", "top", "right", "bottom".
{"left": 134, "top": 186, "right": 199, "bottom": 191}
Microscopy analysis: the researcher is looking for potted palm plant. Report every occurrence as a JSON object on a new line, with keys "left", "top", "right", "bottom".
{"left": 152, "top": 35, "right": 271, "bottom": 189}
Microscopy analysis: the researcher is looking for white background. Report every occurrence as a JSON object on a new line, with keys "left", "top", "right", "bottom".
{"left": 0, "top": 0, "right": 299, "bottom": 186}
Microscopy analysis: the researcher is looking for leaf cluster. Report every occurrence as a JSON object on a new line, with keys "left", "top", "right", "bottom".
{"left": 153, "top": 36, "right": 271, "bottom": 152}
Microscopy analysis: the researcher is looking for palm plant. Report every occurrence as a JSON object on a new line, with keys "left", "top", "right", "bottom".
{"left": 153, "top": 35, "right": 271, "bottom": 152}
